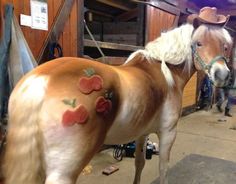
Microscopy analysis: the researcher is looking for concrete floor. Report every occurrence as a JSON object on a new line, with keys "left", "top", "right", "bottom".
{"left": 77, "top": 105, "right": 236, "bottom": 184}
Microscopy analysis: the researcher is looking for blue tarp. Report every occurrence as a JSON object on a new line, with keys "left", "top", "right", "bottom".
{"left": 0, "top": 4, "right": 37, "bottom": 121}
{"left": 0, "top": 4, "right": 12, "bottom": 120}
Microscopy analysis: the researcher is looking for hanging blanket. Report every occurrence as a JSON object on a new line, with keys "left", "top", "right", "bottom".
{"left": 0, "top": 4, "right": 12, "bottom": 120}
{"left": 0, "top": 3, "right": 37, "bottom": 120}
{"left": 8, "top": 15, "right": 37, "bottom": 88}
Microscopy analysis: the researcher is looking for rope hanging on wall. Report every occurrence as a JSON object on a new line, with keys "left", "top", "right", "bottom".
{"left": 84, "top": 19, "right": 110, "bottom": 64}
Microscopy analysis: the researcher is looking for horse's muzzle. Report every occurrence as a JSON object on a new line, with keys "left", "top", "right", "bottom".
{"left": 212, "top": 68, "right": 230, "bottom": 87}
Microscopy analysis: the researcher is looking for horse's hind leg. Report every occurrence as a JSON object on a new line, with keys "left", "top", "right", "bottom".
{"left": 133, "top": 135, "right": 147, "bottom": 184}
{"left": 158, "top": 127, "right": 177, "bottom": 184}
{"left": 43, "top": 123, "right": 106, "bottom": 184}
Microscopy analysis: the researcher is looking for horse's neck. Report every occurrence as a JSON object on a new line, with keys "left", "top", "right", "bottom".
{"left": 124, "top": 56, "right": 196, "bottom": 92}
{"left": 169, "top": 62, "right": 196, "bottom": 91}
{"left": 145, "top": 63, "right": 196, "bottom": 91}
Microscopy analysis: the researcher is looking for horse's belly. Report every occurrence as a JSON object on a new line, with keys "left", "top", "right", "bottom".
{"left": 104, "top": 117, "right": 157, "bottom": 145}
{"left": 104, "top": 125, "right": 143, "bottom": 145}
{"left": 104, "top": 105, "right": 161, "bottom": 144}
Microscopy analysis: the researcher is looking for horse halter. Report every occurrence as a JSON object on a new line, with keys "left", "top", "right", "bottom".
{"left": 191, "top": 43, "right": 229, "bottom": 72}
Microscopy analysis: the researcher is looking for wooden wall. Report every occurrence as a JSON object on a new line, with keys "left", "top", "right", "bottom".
{"left": 182, "top": 73, "right": 197, "bottom": 107}
{"left": 146, "top": 5, "right": 176, "bottom": 42}
{"left": 0, "top": 0, "right": 79, "bottom": 61}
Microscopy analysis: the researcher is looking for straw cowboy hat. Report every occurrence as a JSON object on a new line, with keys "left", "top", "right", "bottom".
{"left": 187, "top": 7, "right": 230, "bottom": 26}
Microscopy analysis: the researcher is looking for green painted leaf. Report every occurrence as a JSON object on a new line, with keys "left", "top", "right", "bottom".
{"left": 84, "top": 68, "right": 95, "bottom": 77}
{"left": 71, "top": 99, "right": 76, "bottom": 108}
{"left": 62, "top": 98, "right": 77, "bottom": 108}
{"left": 62, "top": 99, "right": 71, "bottom": 105}
{"left": 109, "top": 92, "right": 113, "bottom": 99}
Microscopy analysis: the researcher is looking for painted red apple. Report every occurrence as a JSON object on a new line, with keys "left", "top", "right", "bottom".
{"left": 78, "top": 75, "right": 103, "bottom": 94}
{"left": 62, "top": 105, "right": 89, "bottom": 126}
{"left": 95, "top": 96, "right": 112, "bottom": 115}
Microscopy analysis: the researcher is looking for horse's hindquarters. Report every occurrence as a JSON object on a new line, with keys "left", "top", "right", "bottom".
{"left": 5, "top": 58, "right": 122, "bottom": 183}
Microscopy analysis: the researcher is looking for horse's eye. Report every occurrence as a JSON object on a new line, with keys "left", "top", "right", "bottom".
{"left": 196, "top": 41, "right": 202, "bottom": 47}
{"left": 224, "top": 45, "right": 228, "bottom": 52}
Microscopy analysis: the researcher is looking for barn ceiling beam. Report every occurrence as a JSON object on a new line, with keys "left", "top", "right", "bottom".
{"left": 132, "top": 0, "right": 180, "bottom": 15}
{"left": 115, "top": 7, "right": 139, "bottom": 21}
{"left": 87, "top": 9, "right": 114, "bottom": 18}
{"left": 96, "top": 0, "right": 132, "bottom": 11}
{"left": 218, "top": 8, "right": 236, "bottom": 16}
{"left": 164, "top": 0, "right": 198, "bottom": 14}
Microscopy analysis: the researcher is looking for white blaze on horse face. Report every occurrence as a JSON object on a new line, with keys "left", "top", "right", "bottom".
{"left": 210, "top": 62, "right": 230, "bottom": 87}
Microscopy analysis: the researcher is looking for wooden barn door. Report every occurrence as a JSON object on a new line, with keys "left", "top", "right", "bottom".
{"left": 145, "top": 4, "right": 178, "bottom": 42}
{"left": 145, "top": 1, "right": 197, "bottom": 109}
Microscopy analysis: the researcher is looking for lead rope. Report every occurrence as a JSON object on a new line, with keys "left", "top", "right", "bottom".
{"left": 84, "top": 20, "right": 108, "bottom": 64}
{"left": 191, "top": 44, "right": 228, "bottom": 73}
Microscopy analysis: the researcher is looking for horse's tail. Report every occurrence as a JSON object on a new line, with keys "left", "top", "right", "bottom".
{"left": 4, "top": 76, "right": 47, "bottom": 184}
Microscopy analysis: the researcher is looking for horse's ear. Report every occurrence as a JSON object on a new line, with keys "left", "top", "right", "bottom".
{"left": 192, "top": 18, "right": 200, "bottom": 29}
{"left": 187, "top": 14, "right": 200, "bottom": 29}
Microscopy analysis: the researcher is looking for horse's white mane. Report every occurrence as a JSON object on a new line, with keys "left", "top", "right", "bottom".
{"left": 145, "top": 24, "right": 194, "bottom": 65}
{"left": 125, "top": 24, "right": 194, "bottom": 86}
{"left": 125, "top": 23, "right": 232, "bottom": 86}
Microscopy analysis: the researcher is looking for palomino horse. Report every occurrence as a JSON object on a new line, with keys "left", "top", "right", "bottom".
{"left": 3, "top": 23, "right": 232, "bottom": 184}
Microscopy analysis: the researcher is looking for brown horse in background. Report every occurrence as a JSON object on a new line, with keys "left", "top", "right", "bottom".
{"left": 3, "top": 20, "right": 232, "bottom": 184}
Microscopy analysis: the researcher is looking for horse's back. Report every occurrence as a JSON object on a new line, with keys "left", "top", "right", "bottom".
{"left": 9, "top": 57, "right": 122, "bottom": 134}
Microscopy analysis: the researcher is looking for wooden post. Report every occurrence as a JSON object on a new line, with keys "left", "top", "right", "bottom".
{"left": 137, "top": 4, "right": 144, "bottom": 46}
{"left": 77, "top": 0, "right": 84, "bottom": 57}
